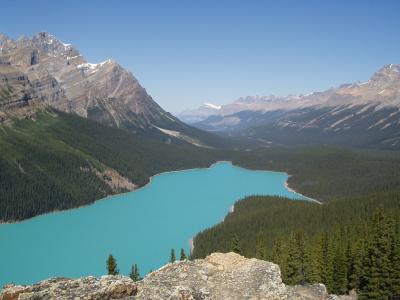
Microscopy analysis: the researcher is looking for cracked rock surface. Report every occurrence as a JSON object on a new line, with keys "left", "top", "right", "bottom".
{"left": 1, "top": 253, "right": 357, "bottom": 300}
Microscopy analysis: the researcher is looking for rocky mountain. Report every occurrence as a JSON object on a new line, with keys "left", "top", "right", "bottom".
{"left": 0, "top": 252, "right": 356, "bottom": 300}
{"left": 185, "top": 64, "right": 400, "bottom": 149}
{"left": 0, "top": 32, "right": 222, "bottom": 148}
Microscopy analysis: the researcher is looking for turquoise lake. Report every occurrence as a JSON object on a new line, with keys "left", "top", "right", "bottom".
{"left": 0, "top": 162, "right": 306, "bottom": 287}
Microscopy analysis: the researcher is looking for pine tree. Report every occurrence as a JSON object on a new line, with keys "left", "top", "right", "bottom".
{"left": 332, "top": 241, "right": 348, "bottom": 295}
{"left": 361, "top": 209, "right": 392, "bottom": 299}
{"left": 348, "top": 237, "right": 365, "bottom": 291}
{"left": 231, "top": 233, "right": 241, "bottom": 254}
{"left": 129, "top": 264, "right": 141, "bottom": 281}
{"left": 304, "top": 234, "right": 324, "bottom": 284}
{"left": 170, "top": 248, "right": 176, "bottom": 263}
{"left": 180, "top": 248, "right": 187, "bottom": 260}
{"left": 271, "top": 235, "right": 289, "bottom": 279}
{"left": 389, "top": 216, "right": 400, "bottom": 298}
{"left": 286, "top": 231, "right": 306, "bottom": 285}
{"left": 106, "top": 254, "right": 119, "bottom": 275}
{"left": 321, "top": 232, "right": 335, "bottom": 293}
{"left": 255, "top": 231, "right": 266, "bottom": 260}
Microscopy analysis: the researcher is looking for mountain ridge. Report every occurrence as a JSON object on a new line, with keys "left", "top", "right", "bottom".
{"left": 0, "top": 32, "right": 225, "bottom": 148}
{"left": 179, "top": 63, "right": 400, "bottom": 124}
{"left": 180, "top": 64, "right": 400, "bottom": 149}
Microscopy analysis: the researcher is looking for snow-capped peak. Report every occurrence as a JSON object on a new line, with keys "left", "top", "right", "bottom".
{"left": 77, "top": 59, "right": 112, "bottom": 70}
{"left": 203, "top": 103, "right": 222, "bottom": 110}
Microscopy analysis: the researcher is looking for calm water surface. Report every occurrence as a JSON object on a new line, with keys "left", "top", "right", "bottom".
{"left": 0, "top": 162, "right": 305, "bottom": 286}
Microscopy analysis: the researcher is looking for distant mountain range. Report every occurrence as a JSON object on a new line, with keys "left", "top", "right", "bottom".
{"left": 178, "top": 95, "right": 300, "bottom": 124}
{"left": 0, "top": 32, "right": 222, "bottom": 148}
{"left": 178, "top": 64, "right": 400, "bottom": 149}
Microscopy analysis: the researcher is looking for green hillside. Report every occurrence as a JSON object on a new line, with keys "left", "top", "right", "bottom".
{"left": 0, "top": 109, "right": 220, "bottom": 222}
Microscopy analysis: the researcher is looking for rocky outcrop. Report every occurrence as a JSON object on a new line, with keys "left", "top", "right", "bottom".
{"left": 0, "top": 64, "right": 33, "bottom": 107}
{"left": 0, "top": 276, "right": 137, "bottom": 300}
{"left": 135, "top": 252, "right": 356, "bottom": 300}
{"left": 1, "top": 253, "right": 356, "bottom": 300}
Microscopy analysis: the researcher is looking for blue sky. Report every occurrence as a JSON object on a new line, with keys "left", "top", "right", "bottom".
{"left": 1, "top": 0, "right": 399, "bottom": 112}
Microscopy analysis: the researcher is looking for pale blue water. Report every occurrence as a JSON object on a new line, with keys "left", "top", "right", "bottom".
{"left": 0, "top": 162, "right": 305, "bottom": 287}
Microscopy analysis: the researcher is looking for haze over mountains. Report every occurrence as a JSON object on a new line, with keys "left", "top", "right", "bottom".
{"left": 179, "top": 64, "right": 400, "bottom": 149}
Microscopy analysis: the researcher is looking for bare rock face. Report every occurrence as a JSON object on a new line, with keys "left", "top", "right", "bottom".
{"left": 0, "top": 64, "right": 32, "bottom": 106}
{"left": 0, "top": 63, "right": 45, "bottom": 123}
{"left": 1, "top": 253, "right": 356, "bottom": 300}
{"left": 135, "top": 252, "right": 356, "bottom": 300}
{"left": 135, "top": 252, "right": 286, "bottom": 299}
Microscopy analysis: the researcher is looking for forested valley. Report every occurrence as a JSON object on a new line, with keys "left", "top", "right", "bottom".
{"left": 2, "top": 107, "right": 400, "bottom": 299}
{"left": 231, "top": 146, "right": 400, "bottom": 201}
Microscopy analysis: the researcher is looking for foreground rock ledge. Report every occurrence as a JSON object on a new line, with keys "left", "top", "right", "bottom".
{"left": 1, "top": 252, "right": 356, "bottom": 300}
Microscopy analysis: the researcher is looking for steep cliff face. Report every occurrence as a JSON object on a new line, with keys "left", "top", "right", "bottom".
{"left": 0, "top": 64, "right": 32, "bottom": 107}
{"left": 0, "top": 63, "right": 44, "bottom": 123}
{"left": 0, "top": 253, "right": 356, "bottom": 300}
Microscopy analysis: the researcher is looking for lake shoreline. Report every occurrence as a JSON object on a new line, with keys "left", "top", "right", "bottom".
{"left": 0, "top": 161, "right": 227, "bottom": 225}
{"left": 188, "top": 169, "right": 320, "bottom": 253}
{"left": 284, "top": 177, "right": 321, "bottom": 204}
{"left": 0, "top": 161, "right": 319, "bottom": 225}
{"left": 1, "top": 160, "right": 320, "bottom": 287}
